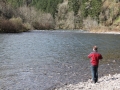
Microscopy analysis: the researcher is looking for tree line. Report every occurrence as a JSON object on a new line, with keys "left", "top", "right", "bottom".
{"left": 69, "top": 0, "right": 102, "bottom": 19}
{"left": 6, "top": 0, "right": 63, "bottom": 17}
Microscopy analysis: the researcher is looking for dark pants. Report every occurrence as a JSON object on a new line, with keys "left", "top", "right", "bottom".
{"left": 91, "top": 65, "right": 98, "bottom": 83}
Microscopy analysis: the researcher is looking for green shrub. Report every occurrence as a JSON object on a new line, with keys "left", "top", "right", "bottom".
{"left": 0, "top": 19, "right": 19, "bottom": 33}
{"left": 68, "top": 0, "right": 81, "bottom": 15}
{"left": 9, "top": 17, "right": 23, "bottom": 25}
{"left": 69, "top": 0, "right": 102, "bottom": 19}
{"left": 0, "top": 17, "right": 29, "bottom": 33}
{"left": 23, "top": 23, "right": 32, "bottom": 31}
{"left": 7, "top": 0, "right": 24, "bottom": 8}
{"left": 31, "top": 0, "right": 63, "bottom": 17}
{"left": 7, "top": 0, "right": 63, "bottom": 18}
{"left": 88, "top": 0, "right": 102, "bottom": 18}
{"left": 9, "top": 17, "right": 25, "bottom": 32}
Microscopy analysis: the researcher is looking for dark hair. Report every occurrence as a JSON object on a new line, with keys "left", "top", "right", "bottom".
{"left": 93, "top": 46, "right": 98, "bottom": 51}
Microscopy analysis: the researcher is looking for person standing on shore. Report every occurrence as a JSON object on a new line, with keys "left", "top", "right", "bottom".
{"left": 88, "top": 46, "right": 103, "bottom": 83}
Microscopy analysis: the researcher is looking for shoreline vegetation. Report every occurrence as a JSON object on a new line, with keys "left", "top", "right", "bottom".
{"left": 0, "top": 1, "right": 120, "bottom": 90}
{"left": 0, "top": 0, "right": 120, "bottom": 33}
{"left": 55, "top": 73, "right": 120, "bottom": 90}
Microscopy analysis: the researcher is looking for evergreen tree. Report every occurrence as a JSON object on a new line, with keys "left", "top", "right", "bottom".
{"left": 88, "top": 0, "right": 102, "bottom": 18}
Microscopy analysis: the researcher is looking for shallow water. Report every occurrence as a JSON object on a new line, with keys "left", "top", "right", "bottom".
{"left": 0, "top": 30, "right": 120, "bottom": 90}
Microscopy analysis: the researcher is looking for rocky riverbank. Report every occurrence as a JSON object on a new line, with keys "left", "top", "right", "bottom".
{"left": 89, "top": 31, "right": 120, "bottom": 34}
{"left": 55, "top": 74, "right": 120, "bottom": 90}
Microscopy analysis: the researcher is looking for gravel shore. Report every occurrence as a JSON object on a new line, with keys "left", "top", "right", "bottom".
{"left": 55, "top": 74, "right": 120, "bottom": 90}
{"left": 89, "top": 31, "right": 120, "bottom": 34}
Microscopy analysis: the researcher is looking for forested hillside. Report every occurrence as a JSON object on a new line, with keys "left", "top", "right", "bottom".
{"left": 55, "top": 0, "right": 120, "bottom": 31}
{"left": 0, "top": 0, "right": 120, "bottom": 33}
{"left": 7, "top": 0, "right": 63, "bottom": 17}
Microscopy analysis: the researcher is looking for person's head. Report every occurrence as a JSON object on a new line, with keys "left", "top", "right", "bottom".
{"left": 93, "top": 46, "right": 98, "bottom": 52}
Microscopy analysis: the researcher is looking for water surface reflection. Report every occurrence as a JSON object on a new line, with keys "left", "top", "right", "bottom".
{"left": 0, "top": 30, "right": 120, "bottom": 90}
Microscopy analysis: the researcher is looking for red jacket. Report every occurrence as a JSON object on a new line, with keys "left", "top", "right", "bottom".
{"left": 88, "top": 51, "right": 103, "bottom": 66}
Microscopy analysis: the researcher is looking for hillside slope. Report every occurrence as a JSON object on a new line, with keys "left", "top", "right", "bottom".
{"left": 55, "top": 0, "right": 120, "bottom": 31}
{"left": 0, "top": 0, "right": 120, "bottom": 32}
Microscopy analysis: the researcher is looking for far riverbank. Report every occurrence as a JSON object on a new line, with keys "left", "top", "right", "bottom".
{"left": 89, "top": 31, "right": 120, "bottom": 34}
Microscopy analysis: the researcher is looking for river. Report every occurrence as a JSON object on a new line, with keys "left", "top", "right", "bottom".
{"left": 0, "top": 30, "right": 120, "bottom": 90}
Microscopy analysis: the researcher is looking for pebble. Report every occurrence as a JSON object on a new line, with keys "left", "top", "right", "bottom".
{"left": 55, "top": 74, "right": 120, "bottom": 90}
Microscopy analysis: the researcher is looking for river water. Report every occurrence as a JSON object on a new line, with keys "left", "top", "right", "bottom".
{"left": 0, "top": 30, "right": 120, "bottom": 90}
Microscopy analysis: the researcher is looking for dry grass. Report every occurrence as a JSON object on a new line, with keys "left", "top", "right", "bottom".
{"left": 101, "top": 0, "right": 120, "bottom": 26}
{"left": 0, "top": 1, "right": 55, "bottom": 33}
{"left": 18, "top": 6, "right": 37, "bottom": 23}
{"left": 89, "top": 25, "right": 120, "bottom": 33}
{"left": 55, "top": 0, "right": 75, "bottom": 29}
{"left": 83, "top": 16, "right": 99, "bottom": 30}
{"left": 18, "top": 6, "right": 55, "bottom": 30}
